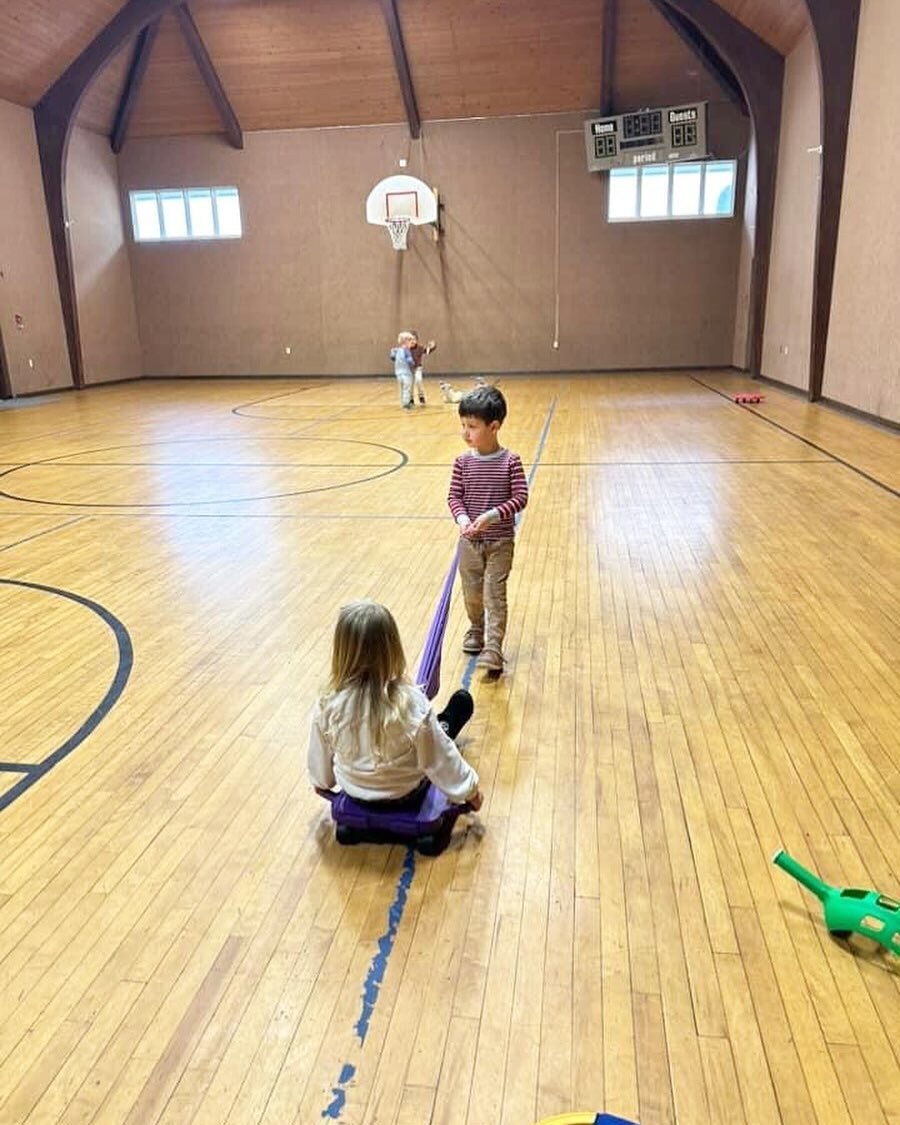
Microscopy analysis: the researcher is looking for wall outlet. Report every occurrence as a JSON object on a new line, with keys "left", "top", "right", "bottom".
{"left": 284, "top": 345, "right": 292, "bottom": 355}
{"left": 27, "top": 358, "right": 34, "bottom": 368}
{"left": 780, "top": 344, "right": 789, "bottom": 356}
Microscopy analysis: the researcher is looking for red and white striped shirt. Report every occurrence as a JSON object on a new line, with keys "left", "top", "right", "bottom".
{"left": 447, "top": 448, "right": 529, "bottom": 540}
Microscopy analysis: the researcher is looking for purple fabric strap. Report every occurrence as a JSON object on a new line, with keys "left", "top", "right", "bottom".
{"left": 415, "top": 546, "right": 460, "bottom": 700}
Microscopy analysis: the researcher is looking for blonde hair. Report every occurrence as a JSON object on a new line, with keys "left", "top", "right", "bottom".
{"left": 321, "top": 600, "right": 413, "bottom": 753}
{"left": 397, "top": 331, "right": 415, "bottom": 345}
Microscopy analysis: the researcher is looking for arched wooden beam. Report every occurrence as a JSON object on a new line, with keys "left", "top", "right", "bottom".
{"left": 651, "top": 0, "right": 784, "bottom": 378}
{"left": 175, "top": 5, "right": 243, "bottom": 150}
{"left": 803, "top": 0, "right": 862, "bottom": 401}
{"left": 379, "top": 0, "right": 421, "bottom": 139}
{"left": 647, "top": 2, "right": 746, "bottom": 112}
{"left": 0, "top": 327, "right": 11, "bottom": 399}
{"left": 34, "top": 0, "right": 180, "bottom": 388}
{"left": 111, "top": 18, "right": 161, "bottom": 154}
{"left": 600, "top": 0, "right": 619, "bottom": 115}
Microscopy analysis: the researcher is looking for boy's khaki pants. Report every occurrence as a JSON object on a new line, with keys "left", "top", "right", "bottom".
{"left": 458, "top": 538, "right": 515, "bottom": 654}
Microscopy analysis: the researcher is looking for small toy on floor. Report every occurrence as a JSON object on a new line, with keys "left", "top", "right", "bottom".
{"left": 440, "top": 376, "right": 489, "bottom": 403}
{"left": 734, "top": 392, "right": 765, "bottom": 404}
{"left": 440, "top": 381, "right": 465, "bottom": 404}
{"left": 773, "top": 849, "right": 900, "bottom": 954}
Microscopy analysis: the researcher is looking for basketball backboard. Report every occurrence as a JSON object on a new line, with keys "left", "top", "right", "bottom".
{"left": 366, "top": 174, "right": 438, "bottom": 226}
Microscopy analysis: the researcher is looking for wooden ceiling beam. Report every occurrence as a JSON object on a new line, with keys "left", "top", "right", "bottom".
{"left": 655, "top": 0, "right": 783, "bottom": 380}
{"left": 646, "top": 0, "right": 746, "bottom": 112}
{"left": 174, "top": 4, "right": 243, "bottom": 150}
{"left": 34, "top": 0, "right": 180, "bottom": 389}
{"left": 0, "top": 327, "right": 11, "bottom": 399}
{"left": 803, "top": 0, "right": 861, "bottom": 402}
{"left": 111, "top": 18, "right": 161, "bottom": 154}
{"left": 379, "top": 0, "right": 421, "bottom": 139}
{"left": 600, "top": 0, "right": 619, "bottom": 115}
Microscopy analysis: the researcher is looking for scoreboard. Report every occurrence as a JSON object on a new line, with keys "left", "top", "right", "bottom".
{"left": 584, "top": 103, "right": 708, "bottom": 171}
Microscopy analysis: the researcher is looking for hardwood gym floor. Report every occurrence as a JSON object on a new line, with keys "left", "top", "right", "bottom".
{"left": 0, "top": 371, "right": 897, "bottom": 1125}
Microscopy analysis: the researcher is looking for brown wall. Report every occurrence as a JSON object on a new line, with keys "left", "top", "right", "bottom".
{"left": 0, "top": 98, "right": 71, "bottom": 394}
{"left": 823, "top": 0, "right": 900, "bottom": 423}
{"left": 762, "top": 29, "right": 820, "bottom": 390}
{"left": 68, "top": 127, "right": 143, "bottom": 385}
{"left": 117, "top": 111, "right": 745, "bottom": 377}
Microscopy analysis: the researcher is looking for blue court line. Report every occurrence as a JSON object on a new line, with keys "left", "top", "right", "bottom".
{"left": 461, "top": 395, "right": 558, "bottom": 690}
{"left": 320, "top": 848, "right": 416, "bottom": 1118}
{"left": 318, "top": 397, "right": 558, "bottom": 1119}
{"left": 0, "top": 764, "right": 38, "bottom": 774}
{"left": 353, "top": 847, "right": 416, "bottom": 1043}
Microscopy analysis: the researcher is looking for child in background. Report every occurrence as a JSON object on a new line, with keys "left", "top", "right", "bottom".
{"left": 308, "top": 600, "right": 482, "bottom": 809}
{"left": 389, "top": 332, "right": 416, "bottom": 410}
{"left": 409, "top": 333, "right": 437, "bottom": 405}
{"left": 447, "top": 385, "right": 528, "bottom": 672}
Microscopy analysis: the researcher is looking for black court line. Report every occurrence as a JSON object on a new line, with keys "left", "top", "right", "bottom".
{"left": 1, "top": 517, "right": 87, "bottom": 554}
{"left": 0, "top": 437, "right": 408, "bottom": 508}
{"left": 230, "top": 382, "right": 333, "bottom": 417}
{"left": 233, "top": 383, "right": 438, "bottom": 427}
{"left": 0, "top": 511, "right": 448, "bottom": 521}
{"left": 0, "top": 579, "right": 133, "bottom": 815}
{"left": 690, "top": 375, "right": 899, "bottom": 498}
{"left": 34, "top": 461, "right": 403, "bottom": 468}
{"left": 396, "top": 458, "right": 832, "bottom": 468}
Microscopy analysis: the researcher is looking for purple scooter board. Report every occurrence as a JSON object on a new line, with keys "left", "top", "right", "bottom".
{"left": 319, "top": 689, "right": 475, "bottom": 856}
{"left": 319, "top": 785, "right": 474, "bottom": 856}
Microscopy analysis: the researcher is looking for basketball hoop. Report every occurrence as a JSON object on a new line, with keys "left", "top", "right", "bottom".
{"left": 386, "top": 216, "right": 411, "bottom": 251}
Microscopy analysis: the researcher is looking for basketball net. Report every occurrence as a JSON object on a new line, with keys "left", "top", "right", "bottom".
{"left": 386, "top": 216, "right": 411, "bottom": 251}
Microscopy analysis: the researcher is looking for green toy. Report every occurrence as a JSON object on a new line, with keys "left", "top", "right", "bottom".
{"left": 773, "top": 850, "right": 900, "bottom": 954}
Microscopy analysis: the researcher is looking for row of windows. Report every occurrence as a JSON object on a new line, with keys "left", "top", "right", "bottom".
{"left": 130, "top": 187, "right": 242, "bottom": 241}
{"left": 608, "top": 160, "right": 737, "bottom": 222}
{"left": 127, "top": 162, "right": 738, "bottom": 243}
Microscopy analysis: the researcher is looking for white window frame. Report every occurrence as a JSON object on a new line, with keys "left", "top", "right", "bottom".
{"left": 608, "top": 160, "right": 737, "bottom": 223}
{"left": 129, "top": 187, "right": 243, "bottom": 242}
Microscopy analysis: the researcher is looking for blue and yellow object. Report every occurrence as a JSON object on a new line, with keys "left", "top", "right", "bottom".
{"left": 535, "top": 1114, "right": 639, "bottom": 1124}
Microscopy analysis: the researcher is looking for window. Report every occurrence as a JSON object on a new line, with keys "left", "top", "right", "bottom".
{"left": 608, "top": 160, "right": 737, "bottom": 222}
{"left": 129, "top": 187, "right": 243, "bottom": 241}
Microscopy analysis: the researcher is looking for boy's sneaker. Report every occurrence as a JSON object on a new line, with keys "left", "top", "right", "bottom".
{"left": 462, "top": 628, "right": 484, "bottom": 654}
{"left": 476, "top": 647, "right": 503, "bottom": 672}
{"left": 402, "top": 401, "right": 414, "bottom": 410}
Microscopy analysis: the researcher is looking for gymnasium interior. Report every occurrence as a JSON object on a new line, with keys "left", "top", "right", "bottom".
{"left": 0, "top": 2, "right": 897, "bottom": 1123}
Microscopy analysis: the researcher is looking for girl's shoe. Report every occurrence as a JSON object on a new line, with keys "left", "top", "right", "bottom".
{"left": 437, "top": 689, "right": 474, "bottom": 740}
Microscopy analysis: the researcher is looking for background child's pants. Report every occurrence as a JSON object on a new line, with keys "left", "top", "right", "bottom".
{"left": 458, "top": 538, "right": 515, "bottom": 653}
{"left": 396, "top": 371, "right": 413, "bottom": 406}
{"left": 413, "top": 366, "right": 425, "bottom": 397}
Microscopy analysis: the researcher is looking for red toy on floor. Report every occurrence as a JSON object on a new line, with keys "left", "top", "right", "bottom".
{"left": 734, "top": 392, "right": 765, "bottom": 404}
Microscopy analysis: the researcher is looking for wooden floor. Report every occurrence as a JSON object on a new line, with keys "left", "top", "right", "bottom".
{"left": 0, "top": 371, "right": 897, "bottom": 1125}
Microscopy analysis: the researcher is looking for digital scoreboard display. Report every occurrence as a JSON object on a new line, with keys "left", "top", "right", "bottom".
{"left": 584, "top": 103, "right": 708, "bottom": 171}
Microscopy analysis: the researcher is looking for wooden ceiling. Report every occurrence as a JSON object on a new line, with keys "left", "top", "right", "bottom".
{"left": 0, "top": 0, "right": 810, "bottom": 140}
{"left": 715, "top": 0, "right": 808, "bottom": 56}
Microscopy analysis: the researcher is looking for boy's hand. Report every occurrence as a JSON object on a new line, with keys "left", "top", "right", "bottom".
{"left": 469, "top": 790, "right": 483, "bottom": 811}
{"left": 461, "top": 513, "right": 491, "bottom": 538}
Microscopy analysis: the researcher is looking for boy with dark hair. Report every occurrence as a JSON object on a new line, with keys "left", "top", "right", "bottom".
{"left": 447, "top": 385, "right": 528, "bottom": 672}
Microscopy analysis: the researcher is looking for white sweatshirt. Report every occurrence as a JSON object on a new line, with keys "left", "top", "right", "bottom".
{"left": 307, "top": 684, "right": 478, "bottom": 803}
